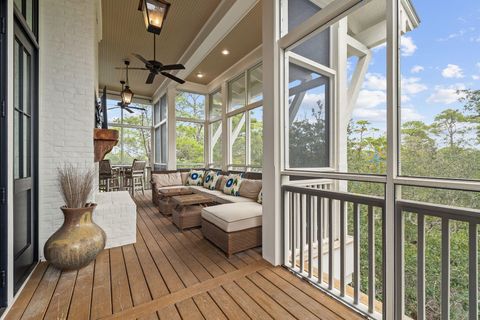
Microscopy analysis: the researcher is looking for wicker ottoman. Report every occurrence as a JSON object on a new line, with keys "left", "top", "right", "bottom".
{"left": 201, "top": 202, "right": 262, "bottom": 257}
{"left": 158, "top": 197, "right": 176, "bottom": 216}
{"left": 172, "top": 205, "right": 203, "bottom": 230}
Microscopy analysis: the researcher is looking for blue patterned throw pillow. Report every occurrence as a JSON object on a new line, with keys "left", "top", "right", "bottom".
{"left": 186, "top": 170, "right": 204, "bottom": 186}
{"left": 257, "top": 188, "right": 263, "bottom": 204}
{"left": 223, "top": 174, "right": 243, "bottom": 196}
{"left": 203, "top": 170, "right": 220, "bottom": 190}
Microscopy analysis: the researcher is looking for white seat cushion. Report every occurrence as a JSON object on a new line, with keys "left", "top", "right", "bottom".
{"left": 201, "top": 202, "right": 262, "bottom": 232}
{"left": 215, "top": 193, "right": 255, "bottom": 203}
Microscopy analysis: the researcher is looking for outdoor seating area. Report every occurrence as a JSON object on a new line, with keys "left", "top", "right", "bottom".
{"left": 151, "top": 169, "right": 263, "bottom": 256}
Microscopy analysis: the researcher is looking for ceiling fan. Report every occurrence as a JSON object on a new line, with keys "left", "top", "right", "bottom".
{"left": 132, "top": 34, "right": 186, "bottom": 84}
{"left": 108, "top": 81, "right": 146, "bottom": 114}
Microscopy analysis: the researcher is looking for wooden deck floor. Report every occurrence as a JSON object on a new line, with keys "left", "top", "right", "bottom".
{"left": 4, "top": 192, "right": 365, "bottom": 320}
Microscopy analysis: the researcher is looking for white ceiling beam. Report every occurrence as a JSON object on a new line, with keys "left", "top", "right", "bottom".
{"left": 153, "top": 0, "right": 259, "bottom": 101}
{"left": 346, "top": 34, "right": 369, "bottom": 57}
{"left": 352, "top": 20, "right": 386, "bottom": 49}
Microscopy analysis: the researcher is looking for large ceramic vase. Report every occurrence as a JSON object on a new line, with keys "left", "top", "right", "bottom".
{"left": 44, "top": 204, "right": 106, "bottom": 270}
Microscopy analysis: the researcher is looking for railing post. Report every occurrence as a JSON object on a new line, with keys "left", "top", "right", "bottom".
{"left": 441, "top": 218, "right": 450, "bottom": 320}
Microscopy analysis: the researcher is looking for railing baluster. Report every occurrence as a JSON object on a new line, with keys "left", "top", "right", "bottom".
{"left": 290, "top": 192, "right": 295, "bottom": 269}
{"left": 368, "top": 205, "right": 375, "bottom": 314}
{"left": 340, "top": 200, "right": 346, "bottom": 297}
{"left": 307, "top": 195, "right": 313, "bottom": 278}
{"left": 469, "top": 222, "right": 478, "bottom": 320}
{"left": 441, "top": 218, "right": 450, "bottom": 320}
{"left": 353, "top": 202, "right": 360, "bottom": 305}
{"left": 417, "top": 214, "right": 425, "bottom": 320}
{"left": 317, "top": 196, "right": 323, "bottom": 284}
{"left": 300, "top": 194, "right": 305, "bottom": 274}
{"left": 328, "top": 198, "right": 334, "bottom": 290}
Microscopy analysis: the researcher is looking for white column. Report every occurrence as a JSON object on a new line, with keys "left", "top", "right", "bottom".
{"left": 262, "top": 0, "right": 282, "bottom": 265}
{"left": 167, "top": 86, "right": 177, "bottom": 170}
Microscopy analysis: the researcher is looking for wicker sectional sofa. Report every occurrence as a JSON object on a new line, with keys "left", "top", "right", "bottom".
{"left": 151, "top": 170, "right": 262, "bottom": 257}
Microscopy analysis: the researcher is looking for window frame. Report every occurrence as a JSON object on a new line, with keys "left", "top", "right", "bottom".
{"left": 283, "top": 51, "right": 336, "bottom": 172}
{"left": 106, "top": 95, "right": 153, "bottom": 165}
{"left": 174, "top": 90, "right": 207, "bottom": 169}
{"left": 226, "top": 63, "right": 264, "bottom": 171}
{"left": 153, "top": 94, "right": 168, "bottom": 165}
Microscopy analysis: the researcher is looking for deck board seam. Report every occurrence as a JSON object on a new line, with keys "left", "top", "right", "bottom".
{"left": 98, "top": 260, "right": 270, "bottom": 320}
{"left": 138, "top": 196, "right": 216, "bottom": 283}
{"left": 137, "top": 202, "right": 199, "bottom": 289}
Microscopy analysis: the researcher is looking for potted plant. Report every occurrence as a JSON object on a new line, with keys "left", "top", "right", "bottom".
{"left": 44, "top": 165, "right": 106, "bottom": 270}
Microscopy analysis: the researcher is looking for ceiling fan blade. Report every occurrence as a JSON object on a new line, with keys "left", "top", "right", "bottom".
{"left": 127, "top": 106, "right": 147, "bottom": 111}
{"left": 108, "top": 107, "right": 120, "bottom": 110}
{"left": 115, "top": 67, "right": 148, "bottom": 70}
{"left": 124, "top": 107, "right": 135, "bottom": 113}
{"left": 146, "top": 72, "right": 156, "bottom": 84}
{"left": 133, "top": 53, "right": 150, "bottom": 65}
{"left": 161, "top": 64, "right": 185, "bottom": 71}
{"left": 161, "top": 72, "right": 185, "bottom": 84}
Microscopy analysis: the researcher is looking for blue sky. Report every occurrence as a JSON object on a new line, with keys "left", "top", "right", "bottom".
{"left": 351, "top": 0, "right": 480, "bottom": 132}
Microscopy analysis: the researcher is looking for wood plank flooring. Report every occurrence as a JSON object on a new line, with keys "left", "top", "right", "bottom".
{"left": 3, "top": 192, "right": 365, "bottom": 320}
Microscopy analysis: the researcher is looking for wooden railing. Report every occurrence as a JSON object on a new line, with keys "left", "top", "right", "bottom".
{"left": 395, "top": 200, "right": 480, "bottom": 320}
{"left": 282, "top": 179, "right": 480, "bottom": 319}
{"left": 282, "top": 182, "right": 385, "bottom": 318}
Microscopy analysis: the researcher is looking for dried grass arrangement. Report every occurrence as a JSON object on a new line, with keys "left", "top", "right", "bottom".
{"left": 58, "top": 164, "right": 95, "bottom": 208}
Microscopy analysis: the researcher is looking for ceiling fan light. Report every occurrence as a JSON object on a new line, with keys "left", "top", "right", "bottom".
{"left": 121, "top": 86, "right": 134, "bottom": 105}
{"left": 139, "top": 0, "right": 170, "bottom": 35}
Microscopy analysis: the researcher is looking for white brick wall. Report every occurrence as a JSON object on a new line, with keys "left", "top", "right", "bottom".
{"left": 95, "top": 192, "right": 137, "bottom": 249}
{"left": 38, "top": 0, "right": 97, "bottom": 258}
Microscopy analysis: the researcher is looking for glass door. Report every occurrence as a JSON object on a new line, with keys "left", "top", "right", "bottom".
{"left": 13, "top": 20, "right": 37, "bottom": 293}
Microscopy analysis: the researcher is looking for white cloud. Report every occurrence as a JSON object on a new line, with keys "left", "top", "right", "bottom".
{"left": 470, "top": 36, "right": 480, "bottom": 43}
{"left": 410, "top": 65, "right": 424, "bottom": 73}
{"left": 476, "top": 62, "right": 480, "bottom": 69}
{"left": 401, "top": 107, "right": 425, "bottom": 122}
{"left": 363, "top": 73, "right": 386, "bottom": 91}
{"left": 355, "top": 90, "right": 386, "bottom": 109}
{"left": 352, "top": 108, "right": 386, "bottom": 122}
{"left": 441, "top": 64, "right": 464, "bottom": 78}
{"left": 401, "top": 76, "right": 428, "bottom": 95}
{"left": 427, "top": 84, "right": 466, "bottom": 104}
{"left": 401, "top": 36, "right": 417, "bottom": 56}
{"left": 438, "top": 29, "right": 468, "bottom": 42}
{"left": 301, "top": 93, "right": 325, "bottom": 106}
{"left": 472, "top": 75, "right": 480, "bottom": 80}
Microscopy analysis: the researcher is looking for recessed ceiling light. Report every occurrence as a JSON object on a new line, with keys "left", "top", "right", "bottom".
{"left": 221, "top": 49, "right": 230, "bottom": 55}
{"left": 197, "top": 72, "right": 204, "bottom": 78}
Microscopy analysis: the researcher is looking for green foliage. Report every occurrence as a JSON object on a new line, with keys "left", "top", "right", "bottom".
{"left": 289, "top": 107, "right": 329, "bottom": 168}
{"left": 105, "top": 106, "right": 152, "bottom": 165}
{"left": 345, "top": 92, "right": 480, "bottom": 318}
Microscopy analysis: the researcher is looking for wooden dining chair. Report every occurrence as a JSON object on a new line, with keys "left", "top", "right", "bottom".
{"left": 124, "top": 159, "right": 147, "bottom": 196}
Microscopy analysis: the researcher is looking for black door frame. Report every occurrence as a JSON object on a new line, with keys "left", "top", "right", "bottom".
{"left": 12, "top": 6, "right": 39, "bottom": 294}
{"left": 0, "top": 0, "right": 8, "bottom": 312}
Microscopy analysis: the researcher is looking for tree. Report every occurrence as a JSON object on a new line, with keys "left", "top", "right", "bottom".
{"left": 106, "top": 105, "right": 152, "bottom": 165}
{"left": 175, "top": 92, "right": 205, "bottom": 167}
{"left": 459, "top": 89, "right": 480, "bottom": 143}
{"left": 430, "top": 109, "right": 469, "bottom": 149}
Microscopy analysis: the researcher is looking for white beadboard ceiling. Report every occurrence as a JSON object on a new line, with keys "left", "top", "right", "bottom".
{"left": 99, "top": 0, "right": 222, "bottom": 97}
{"left": 185, "top": 1, "right": 262, "bottom": 85}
